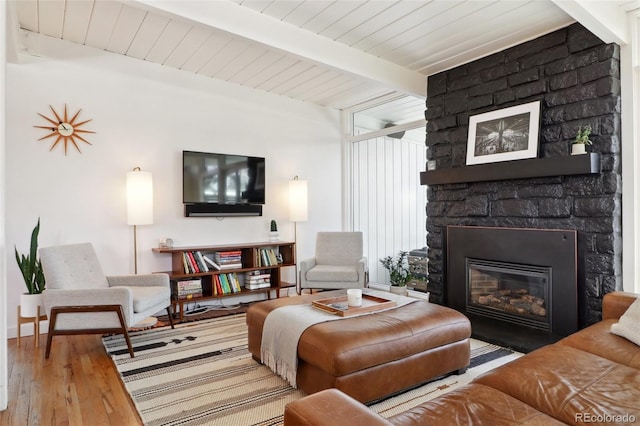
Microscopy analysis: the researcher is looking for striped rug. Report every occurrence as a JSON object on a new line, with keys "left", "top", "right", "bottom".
{"left": 103, "top": 314, "right": 521, "bottom": 426}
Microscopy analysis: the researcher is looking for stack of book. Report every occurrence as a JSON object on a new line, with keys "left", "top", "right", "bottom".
{"left": 245, "top": 270, "right": 271, "bottom": 290}
{"left": 181, "top": 251, "right": 210, "bottom": 274}
{"left": 214, "top": 250, "right": 243, "bottom": 270}
{"left": 213, "top": 273, "right": 242, "bottom": 295}
{"left": 172, "top": 279, "right": 203, "bottom": 300}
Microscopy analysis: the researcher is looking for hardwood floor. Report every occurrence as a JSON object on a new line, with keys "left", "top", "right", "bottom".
{"left": 1, "top": 333, "right": 141, "bottom": 425}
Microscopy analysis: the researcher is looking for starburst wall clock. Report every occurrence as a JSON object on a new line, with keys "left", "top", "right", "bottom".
{"left": 34, "top": 104, "right": 96, "bottom": 155}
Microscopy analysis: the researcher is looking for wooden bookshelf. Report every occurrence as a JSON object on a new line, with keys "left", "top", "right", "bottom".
{"left": 153, "top": 241, "right": 296, "bottom": 321}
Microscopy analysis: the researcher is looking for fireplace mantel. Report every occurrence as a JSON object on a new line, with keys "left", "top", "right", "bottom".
{"left": 420, "top": 153, "right": 600, "bottom": 186}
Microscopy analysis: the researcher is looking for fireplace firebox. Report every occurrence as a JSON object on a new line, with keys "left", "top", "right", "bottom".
{"left": 466, "top": 259, "right": 551, "bottom": 331}
{"left": 447, "top": 226, "right": 578, "bottom": 345}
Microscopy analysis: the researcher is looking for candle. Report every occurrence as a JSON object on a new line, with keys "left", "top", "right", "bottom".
{"left": 347, "top": 289, "right": 362, "bottom": 307}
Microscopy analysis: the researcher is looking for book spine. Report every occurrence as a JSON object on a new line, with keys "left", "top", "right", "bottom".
{"left": 214, "top": 275, "right": 222, "bottom": 295}
{"left": 220, "top": 274, "right": 230, "bottom": 294}
{"left": 178, "top": 291, "right": 203, "bottom": 300}
{"left": 187, "top": 251, "right": 200, "bottom": 273}
{"left": 195, "top": 251, "right": 209, "bottom": 272}
{"left": 182, "top": 252, "right": 191, "bottom": 274}
{"left": 230, "top": 273, "right": 241, "bottom": 292}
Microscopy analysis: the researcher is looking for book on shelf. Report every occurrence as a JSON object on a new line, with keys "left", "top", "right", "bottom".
{"left": 176, "top": 289, "right": 203, "bottom": 300}
{"left": 176, "top": 278, "right": 202, "bottom": 288}
{"left": 187, "top": 251, "right": 201, "bottom": 273}
{"left": 244, "top": 270, "right": 271, "bottom": 290}
{"left": 213, "top": 275, "right": 223, "bottom": 295}
{"left": 245, "top": 272, "right": 271, "bottom": 284}
{"left": 246, "top": 277, "right": 270, "bottom": 284}
{"left": 245, "top": 283, "right": 271, "bottom": 290}
{"left": 195, "top": 251, "right": 209, "bottom": 272}
{"left": 171, "top": 279, "right": 203, "bottom": 300}
{"left": 214, "top": 250, "right": 243, "bottom": 269}
{"left": 213, "top": 273, "right": 241, "bottom": 295}
{"left": 182, "top": 252, "right": 193, "bottom": 274}
{"left": 202, "top": 254, "right": 221, "bottom": 270}
{"left": 256, "top": 248, "right": 280, "bottom": 267}
{"left": 181, "top": 251, "right": 213, "bottom": 274}
{"left": 220, "top": 274, "right": 231, "bottom": 294}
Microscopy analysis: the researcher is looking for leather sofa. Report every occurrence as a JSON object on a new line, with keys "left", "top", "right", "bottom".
{"left": 284, "top": 291, "right": 640, "bottom": 425}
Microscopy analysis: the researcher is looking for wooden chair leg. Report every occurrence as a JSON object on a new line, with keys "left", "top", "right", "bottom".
{"left": 45, "top": 308, "right": 59, "bottom": 359}
{"left": 114, "top": 306, "right": 135, "bottom": 358}
{"left": 17, "top": 306, "right": 21, "bottom": 347}
{"left": 166, "top": 306, "right": 175, "bottom": 329}
{"left": 45, "top": 305, "right": 135, "bottom": 359}
{"left": 34, "top": 306, "right": 40, "bottom": 348}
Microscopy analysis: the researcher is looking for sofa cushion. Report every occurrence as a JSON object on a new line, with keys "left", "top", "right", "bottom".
{"left": 297, "top": 301, "right": 470, "bottom": 377}
{"left": 611, "top": 296, "right": 640, "bottom": 346}
{"left": 40, "top": 243, "right": 109, "bottom": 290}
{"left": 305, "top": 265, "right": 359, "bottom": 282}
{"left": 474, "top": 344, "right": 640, "bottom": 424}
{"left": 388, "top": 384, "right": 565, "bottom": 426}
{"left": 315, "top": 232, "right": 363, "bottom": 265}
{"left": 558, "top": 320, "right": 640, "bottom": 369}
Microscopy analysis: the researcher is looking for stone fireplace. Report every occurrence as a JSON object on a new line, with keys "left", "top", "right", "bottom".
{"left": 422, "top": 23, "right": 622, "bottom": 339}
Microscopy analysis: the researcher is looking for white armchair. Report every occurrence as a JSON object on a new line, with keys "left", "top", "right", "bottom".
{"left": 39, "top": 242, "right": 174, "bottom": 358}
{"left": 298, "top": 232, "right": 368, "bottom": 294}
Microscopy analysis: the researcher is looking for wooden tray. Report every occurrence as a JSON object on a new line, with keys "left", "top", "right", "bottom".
{"left": 312, "top": 293, "right": 396, "bottom": 317}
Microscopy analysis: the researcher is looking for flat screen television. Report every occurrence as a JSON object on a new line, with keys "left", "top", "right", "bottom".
{"left": 183, "top": 150, "right": 265, "bottom": 206}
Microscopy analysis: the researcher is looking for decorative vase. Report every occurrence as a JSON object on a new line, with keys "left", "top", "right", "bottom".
{"left": 20, "top": 293, "right": 45, "bottom": 318}
{"left": 571, "top": 144, "right": 586, "bottom": 155}
{"left": 269, "top": 231, "right": 279, "bottom": 242}
{"left": 389, "top": 285, "right": 408, "bottom": 296}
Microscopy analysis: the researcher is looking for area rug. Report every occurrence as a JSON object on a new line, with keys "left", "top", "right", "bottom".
{"left": 103, "top": 314, "right": 522, "bottom": 426}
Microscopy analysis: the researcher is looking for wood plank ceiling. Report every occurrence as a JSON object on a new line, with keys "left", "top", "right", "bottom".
{"left": 11, "top": 0, "right": 634, "bottom": 116}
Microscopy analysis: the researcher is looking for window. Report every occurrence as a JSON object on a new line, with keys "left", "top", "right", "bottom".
{"left": 344, "top": 94, "right": 427, "bottom": 285}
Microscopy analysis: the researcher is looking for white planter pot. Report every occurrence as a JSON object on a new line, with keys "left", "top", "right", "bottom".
{"left": 389, "top": 285, "right": 408, "bottom": 296}
{"left": 571, "top": 144, "right": 586, "bottom": 155}
{"left": 20, "top": 293, "right": 45, "bottom": 318}
{"left": 269, "top": 231, "right": 279, "bottom": 242}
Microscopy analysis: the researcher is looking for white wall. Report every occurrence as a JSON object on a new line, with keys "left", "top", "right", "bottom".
{"left": 1, "top": 0, "right": 8, "bottom": 412}
{"left": 5, "top": 33, "right": 342, "bottom": 338}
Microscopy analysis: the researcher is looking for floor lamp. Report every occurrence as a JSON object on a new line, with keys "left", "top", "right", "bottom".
{"left": 127, "top": 167, "right": 153, "bottom": 274}
{"left": 289, "top": 176, "right": 308, "bottom": 293}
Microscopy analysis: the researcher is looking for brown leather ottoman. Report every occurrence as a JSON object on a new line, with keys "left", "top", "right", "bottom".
{"left": 246, "top": 290, "right": 471, "bottom": 403}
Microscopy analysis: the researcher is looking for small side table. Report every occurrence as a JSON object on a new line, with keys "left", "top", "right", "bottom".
{"left": 17, "top": 305, "right": 48, "bottom": 347}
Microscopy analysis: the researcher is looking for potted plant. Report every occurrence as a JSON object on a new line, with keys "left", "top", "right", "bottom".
{"left": 15, "top": 218, "right": 46, "bottom": 318}
{"left": 380, "top": 251, "right": 413, "bottom": 296}
{"left": 269, "top": 219, "right": 279, "bottom": 242}
{"left": 571, "top": 125, "right": 592, "bottom": 155}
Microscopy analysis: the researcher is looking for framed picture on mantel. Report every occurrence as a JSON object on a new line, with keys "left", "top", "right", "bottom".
{"left": 466, "top": 100, "right": 540, "bottom": 165}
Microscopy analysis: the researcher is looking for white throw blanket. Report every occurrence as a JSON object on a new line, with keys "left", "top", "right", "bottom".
{"left": 260, "top": 289, "right": 418, "bottom": 388}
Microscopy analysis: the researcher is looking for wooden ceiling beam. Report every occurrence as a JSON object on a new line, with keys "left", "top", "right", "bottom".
{"left": 131, "top": 0, "right": 427, "bottom": 98}
{"left": 551, "top": 0, "right": 629, "bottom": 45}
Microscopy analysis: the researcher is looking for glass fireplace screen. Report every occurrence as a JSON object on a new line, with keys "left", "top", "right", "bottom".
{"left": 466, "top": 258, "right": 551, "bottom": 330}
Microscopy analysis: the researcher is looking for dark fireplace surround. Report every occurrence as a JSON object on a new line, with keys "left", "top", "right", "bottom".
{"left": 423, "top": 23, "right": 622, "bottom": 331}
{"left": 447, "top": 226, "right": 578, "bottom": 341}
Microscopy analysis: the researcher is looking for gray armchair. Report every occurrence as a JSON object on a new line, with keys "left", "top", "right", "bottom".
{"left": 39, "top": 242, "right": 174, "bottom": 358}
{"left": 298, "top": 232, "right": 368, "bottom": 293}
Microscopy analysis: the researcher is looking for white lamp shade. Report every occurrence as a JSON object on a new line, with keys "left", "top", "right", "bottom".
{"left": 289, "top": 179, "right": 308, "bottom": 222}
{"left": 127, "top": 169, "right": 153, "bottom": 225}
